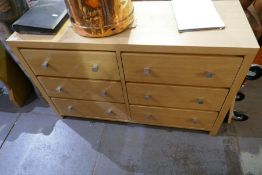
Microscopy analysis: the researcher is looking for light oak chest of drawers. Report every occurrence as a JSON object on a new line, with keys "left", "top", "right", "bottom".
{"left": 7, "top": 1, "right": 259, "bottom": 135}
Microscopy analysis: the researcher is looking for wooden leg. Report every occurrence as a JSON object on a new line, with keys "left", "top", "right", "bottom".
{"left": 253, "top": 47, "right": 262, "bottom": 65}
{"left": 0, "top": 45, "right": 33, "bottom": 107}
{"left": 227, "top": 99, "right": 236, "bottom": 124}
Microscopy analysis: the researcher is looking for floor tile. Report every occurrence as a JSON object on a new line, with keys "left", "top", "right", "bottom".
{"left": 0, "top": 95, "right": 20, "bottom": 113}
{"left": 238, "top": 137, "right": 262, "bottom": 175}
{"left": 0, "top": 113, "right": 105, "bottom": 175}
{"left": 233, "top": 78, "right": 262, "bottom": 175}
{"left": 19, "top": 98, "right": 55, "bottom": 116}
{"left": 233, "top": 112, "right": 262, "bottom": 138}
{"left": 0, "top": 111, "right": 19, "bottom": 146}
{"left": 236, "top": 79, "right": 262, "bottom": 113}
{"left": 233, "top": 112, "right": 262, "bottom": 175}
{"left": 94, "top": 123, "right": 243, "bottom": 175}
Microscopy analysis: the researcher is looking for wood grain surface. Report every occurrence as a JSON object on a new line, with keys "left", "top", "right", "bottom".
{"left": 122, "top": 53, "right": 243, "bottom": 88}
{"left": 130, "top": 105, "right": 218, "bottom": 131}
{"left": 127, "top": 83, "right": 228, "bottom": 111}
{"left": 38, "top": 76, "right": 124, "bottom": 103}
{"left": 21, "top": 49, "right": 120, "bottom": 80}
{"left": 53, "top": 97, "right": 128, "bottom": 120}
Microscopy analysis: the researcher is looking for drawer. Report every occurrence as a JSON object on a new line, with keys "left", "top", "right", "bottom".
{"left": 122, "top": 53, "right": 243, "bottom": 87}
{"left": 127, "top": 83, "right": 228, "bottom": 111}
{"left": 21, "top": 49, "right": 120, "bottom": 80}
{"left": 130, "top": 105, "right": 218, "bottom": 131}
{"left": 38, "top": 77, "right": 124, "bottom": 103}
{"left": 52, "top": 98, "right": 128, "bottom": 120}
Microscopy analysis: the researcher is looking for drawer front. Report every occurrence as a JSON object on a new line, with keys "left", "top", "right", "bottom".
{"left": 130, "top": 105, "right": 218, "bottom": 131}
{"left": 38, "top": 77, "right": 124, "bottom": 103}
{"left": 122, "top": 53, "right": 243, "bottom": 87}
{"left": 21, "top": 49, "right": 120, "bottom": 80}
{"left": 127, "top": 83, "right": 228, "bottom": 111}
{"left": 52, "top": 98, "right": 128, "bottom": 120}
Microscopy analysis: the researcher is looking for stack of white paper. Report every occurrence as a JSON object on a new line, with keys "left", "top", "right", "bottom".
{"left": 172, "top": 0, "right": 225, "bottom": 32}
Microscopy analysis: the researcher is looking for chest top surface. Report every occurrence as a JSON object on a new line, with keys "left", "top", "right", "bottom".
{"left": 7, "top": 1, "right": 259, "bottom": 50}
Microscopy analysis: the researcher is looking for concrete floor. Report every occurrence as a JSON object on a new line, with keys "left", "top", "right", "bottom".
{"left": 0, "top": 79, "right": 261, "bottom": 175}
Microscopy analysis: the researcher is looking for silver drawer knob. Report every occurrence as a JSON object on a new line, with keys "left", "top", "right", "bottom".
{"left": 144, "top": 67, "right": 151, "bottom": 76}
{"left": 92, "top": 64, "right": 99, "bottom": 72}
{"left": 41, "top": 60, "right": 49, "bottom": 69}
{"left": 196, "top": 98, "right": 204, "bottom": 105}
{"left": 192, "top": 117, "right": 198, "bottom": 124}
{"left": 206, "top": 72, "right": 215, "bottom": 78}
{"left": 68, "top": 105, "right": 73, "bottom": 112}
{"left": 144, "top": 94, "right": 152, "bottom": 101}
{"left": 101, "top": 90, "right": 108, "bottom": 97}
{"left": 56, "top": 86, "right": 63, "bottom": 93}
{"left": 106, "top": 108, "right": 113, "bottom": 115}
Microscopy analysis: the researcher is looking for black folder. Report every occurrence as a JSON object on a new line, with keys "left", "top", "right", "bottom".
{"left": 12, "top": 0, "right": 68, "bottom": 35}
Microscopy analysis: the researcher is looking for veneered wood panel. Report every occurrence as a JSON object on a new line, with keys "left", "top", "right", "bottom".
{"left": 122, "top": 53, "right": 243, "bottom": 87}
{"left": 130, "top": 105, "right": 218, "bottom": 131}
{"left": 53, "top": 98, "right": 128, "bottom": 120}
{"left": 38, "top": 77, "right": 124, "bottom": 103}
{"left": 21, "top": 49, "right": 120, "bottom": 80}
{"left": 127, "top": 83, "right": 228, "bottom": 111}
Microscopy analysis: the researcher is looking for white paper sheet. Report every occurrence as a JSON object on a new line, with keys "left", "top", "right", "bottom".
{"left": 172, "top": 0, "right": 225, "bottom": 32}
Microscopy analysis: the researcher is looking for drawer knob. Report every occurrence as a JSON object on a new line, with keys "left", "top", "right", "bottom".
{"left": 56, "top": 86, "right": 63, "bottom": 93}
{"left": 106, "top": 108, "right": 113, "bottom": 115}
{"left": 67, "top": 105, "right": 73, "bottom": 112}
{"left": 192, "top": 117, "right": 198, "bottom": 124}
{"left": 144, "top": 67, "right": 151, "bottom": 76}
{"left": 101, "top": 90, "right": 108, "bottom": 97}
{"left": 145, "top": 114, "right": 154, "bottom": 119}
{"left": 41, "top": 60, "right": 49, "bottom": 69}
{"left": 92, "top": 64, "right": 99, "bottom": 72}
{"left": 144, "top": 94, "right": 152, "bottom": 101}
{"left": 206, "top": 72, "right": 215, "bottom": 78}
{"left": 196, "top": 98, "right": 204, "bottom": 105}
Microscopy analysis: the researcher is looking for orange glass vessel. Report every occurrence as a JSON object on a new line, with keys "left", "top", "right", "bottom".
{"left": 64, "top": 0, "right": 134, "bottom": 37}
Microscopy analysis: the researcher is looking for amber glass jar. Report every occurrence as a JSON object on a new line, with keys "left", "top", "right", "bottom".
{"left": 64, "top": 0, "right": 134, "bottom": 37}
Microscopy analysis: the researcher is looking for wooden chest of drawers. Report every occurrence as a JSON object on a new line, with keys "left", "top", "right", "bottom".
{"left": 7, "top": 1, "right": 259, "bottom": 135}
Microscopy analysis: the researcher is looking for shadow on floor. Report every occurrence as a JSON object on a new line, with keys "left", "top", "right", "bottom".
{"left": 0, "top": 92, "right": 59, "bottom": 141}
{"left": 63, "top": 117, "right": 243, "bottom": 175}
{"left": 0, "top": 91, "right": 54, "bottom": 115}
